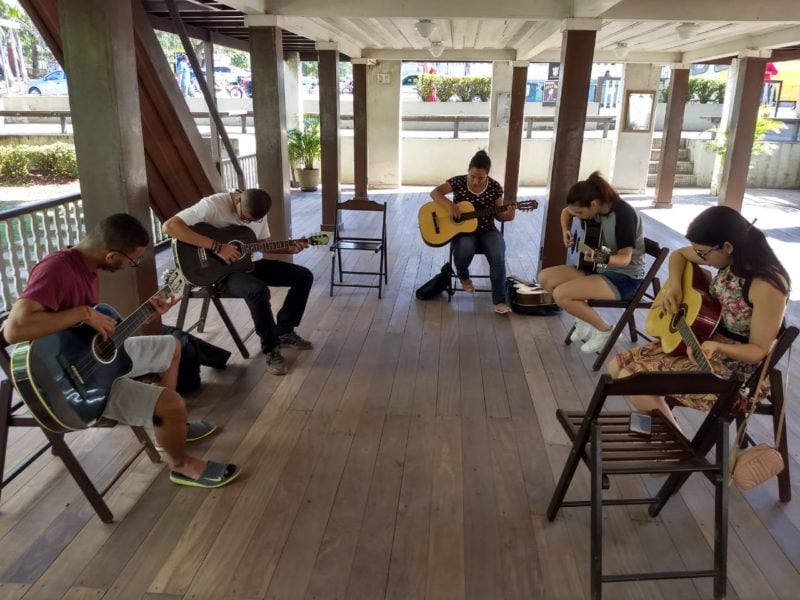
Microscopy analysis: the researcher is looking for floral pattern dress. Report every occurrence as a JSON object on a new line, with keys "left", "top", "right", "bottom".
{"left": 613, "top": 266, "right": 759, "bottom": 410}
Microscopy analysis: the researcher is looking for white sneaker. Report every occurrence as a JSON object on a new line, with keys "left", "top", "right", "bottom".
{"left": 580, "top": 328, "right": 613, "bottom": 353}
{"left": 570, "top": 319, "right": 594, "bottom": 343}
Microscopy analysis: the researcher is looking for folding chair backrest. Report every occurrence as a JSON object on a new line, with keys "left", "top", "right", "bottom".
{"left": 334, "top": 199, "right": 387, "bottom": 243}
{"left": 742, "top": 325, "right": 798, "bottom": 394}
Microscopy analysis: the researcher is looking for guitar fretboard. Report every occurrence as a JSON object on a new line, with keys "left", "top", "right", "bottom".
{"left": 459, "top": 204, "right": 516, "bottom": 222}
{"left": 675, "top": 316, "right": 713, "bottom": 372}
{"left": 240, "top": 238, "right": 305, "bottom": 255}
{"left": 103, "top": 284, "right": 174, "bottom": 353}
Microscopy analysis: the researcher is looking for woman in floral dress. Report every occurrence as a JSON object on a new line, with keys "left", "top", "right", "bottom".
{"left": 608, "top": 205, "right": 790, "bottom": 427}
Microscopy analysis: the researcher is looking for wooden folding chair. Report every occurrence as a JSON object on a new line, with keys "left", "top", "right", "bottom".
{"left": 0, "top": 326, "right": 160, "bottom": 523}
{"left": 330, "top": 199, "right": 388, "bottom": 298}
{"left": 666, "top": 325, "right": 798, "bottom": 502}
{"left": 175, "top": 284, "right": 255, "bottom": 359}
{"left": 565, "top": 237, "right": 668, "bottom": 371}
{"left": 547, "top": 371, "right": 745, "bottom": 599}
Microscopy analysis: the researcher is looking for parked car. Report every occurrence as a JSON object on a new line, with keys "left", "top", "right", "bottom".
{"left": 402, "top": 74, "right": 420, "bottom": 87}
{"left": 27, "top": 70, "right": 68, "bottom": 95}
{"left": 214, "top": 65, "right": 250, "bottom": 84}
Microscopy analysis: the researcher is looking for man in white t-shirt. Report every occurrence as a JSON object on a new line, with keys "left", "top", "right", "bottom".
{"left": 163, "top": 189, "right": 313, "bottom": 375}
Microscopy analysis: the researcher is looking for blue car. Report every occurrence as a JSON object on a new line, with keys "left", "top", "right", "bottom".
{"left": 27, "top": 70, "right": 68, "bottom": 95}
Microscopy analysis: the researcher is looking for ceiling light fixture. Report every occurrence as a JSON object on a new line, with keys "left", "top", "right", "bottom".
{"left": 429, "top": 40, "right": 445, "bottom": 58}
{"left": 613, "top": 42, "right": 629, "bottom": 59}
{"left": 676, "top": 22, "right": 700, "bottom": 40}
{"left": 415, "top": 19, "right": 437, "bottom": 40}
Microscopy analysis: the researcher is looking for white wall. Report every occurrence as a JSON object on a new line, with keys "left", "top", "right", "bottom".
{"left": 689, "top": 139, "right": 800, "bottom": 188}
{"left": 653, "top": 102, "right": 723, "bottom": 132}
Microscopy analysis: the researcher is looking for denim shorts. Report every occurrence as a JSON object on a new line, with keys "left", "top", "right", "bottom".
{"left": 597, "top": 270, "right": 643, "bottom": 301}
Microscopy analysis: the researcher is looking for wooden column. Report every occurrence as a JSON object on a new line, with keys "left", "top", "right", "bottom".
{"left": 719, "top": 55, "right": 768, "bottom": 212}
{"left": 203, "top": 39, "right": 221, "bottom": 172}
{"left": 59, "top": 0, "right": 156, "bottom": 323}
{"left": 654, "top": 67, "right": 690, "bottom": 208}
{"left": 503, "top": 62, "right": 528, "bottom": 204}
{"left": 352, "top": 59, "right": 369, "bottom": 200}
{"left": 540, "top": 25, "right": 597, "bottom": 271}
{"left": 317, "top": 43, "right": 341, "bottom": 231}
{"left": 246, "top": 19, "right": 291, "bottom": 241}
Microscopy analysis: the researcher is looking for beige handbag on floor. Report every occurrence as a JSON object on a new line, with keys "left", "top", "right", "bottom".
{"left": 730, "top": 343, "right": 787, "bottom": 491}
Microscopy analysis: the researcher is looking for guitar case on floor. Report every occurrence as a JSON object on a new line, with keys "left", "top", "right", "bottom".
{"left": 506, "top": 276, "right": 562, "bottom": 316}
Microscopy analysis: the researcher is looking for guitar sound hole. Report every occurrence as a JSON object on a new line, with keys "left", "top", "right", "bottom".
{"left": 92, "top": 336, "right": 117, "bottom": 364}
{"left": 669, "top": 306, "right": 688, "bottom": 333}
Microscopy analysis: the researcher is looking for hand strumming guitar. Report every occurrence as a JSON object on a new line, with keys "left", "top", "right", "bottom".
{"left": 216, "top": 243, "right": 241, "bottom": 264}
{"left": 84, "top": 306, "right": 117, "bottom": 341}
{"left": 449, "top": 202, "right": 462, "bottom": 222}
{"left": 562, "top": 228, "right": 574, "bottom": 249}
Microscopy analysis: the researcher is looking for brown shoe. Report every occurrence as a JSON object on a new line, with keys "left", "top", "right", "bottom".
{"left": 494, "top": 302, "right": 512, "bottom": 315}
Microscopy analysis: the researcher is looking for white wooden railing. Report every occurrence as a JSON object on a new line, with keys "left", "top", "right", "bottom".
{"left": 0, "top": 194, "right": 167, "bottom": 313}
{"left": 221, "top": 153, "right": 258, "bottom": 190}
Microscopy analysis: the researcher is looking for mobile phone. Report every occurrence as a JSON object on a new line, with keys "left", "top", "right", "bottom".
{"left": 628, "top": 412, "right": 652, "bottom": 436}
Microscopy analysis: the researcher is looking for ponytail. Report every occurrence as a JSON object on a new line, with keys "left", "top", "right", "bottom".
{"left": 566, "top": 171, "right": 620, "bottom": 208}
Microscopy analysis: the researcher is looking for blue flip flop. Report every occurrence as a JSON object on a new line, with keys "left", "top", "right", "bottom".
{"left": 170, "top": 461, "right": 240, "bottom": 489}
{"left": 155, "top": 420, "right": 218, "bottom": 452}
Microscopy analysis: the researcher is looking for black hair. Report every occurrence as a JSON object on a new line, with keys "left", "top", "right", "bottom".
{"left": 566, "top": 171, "right": 620, "bottom": 209}
{"left": 686, "top": 205, "right": 790, "bottom": 295}
{"left": 468, "top": 150, "right": 491, "bottom": 172}
{"left": 241, "top": 188, "right": 271, "bottom": 220}
{"left": 84, "top": 213, "right": 149, "bottom": 253}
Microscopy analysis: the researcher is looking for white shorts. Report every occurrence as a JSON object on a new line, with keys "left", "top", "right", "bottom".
{"left": 102, "top": 335, "right": 178, "bottom": 427}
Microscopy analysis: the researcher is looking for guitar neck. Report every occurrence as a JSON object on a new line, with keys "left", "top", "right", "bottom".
{"left": 240, "top": 238, "right": 302, "bottom": 254}
{"left": 108, "top": 285, "right": 170, "bottom": 346}
{"left": 675, "top": 317, "right": 713, "bottom": 372}
{"left": 460, "top": 203, "right": 515, "bottom": 221}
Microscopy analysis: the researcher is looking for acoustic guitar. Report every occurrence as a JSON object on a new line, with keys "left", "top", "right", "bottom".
{"left": 418, "top": 199, "right": 538, "bottom": 247}
{"left": 173, "top": 223, "right": 329, "bottom": 287}
{"left": 10, "top": 269, "right": 186, "bottom": 433}
{"left": 566, "top": 219, "right": 611, "bottom": 273}
{"left": 645, "top": 261, "right": 722, "bottom": 368}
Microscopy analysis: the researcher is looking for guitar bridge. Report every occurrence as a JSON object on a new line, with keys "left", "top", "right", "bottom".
{"left": 431, "top": 211, "right": 440, "bottom": 234}
{"left": 57, "top": 354, "right": 89, "bottom": 399}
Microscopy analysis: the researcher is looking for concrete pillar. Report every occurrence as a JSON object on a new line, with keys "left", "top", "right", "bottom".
{"left": 284, "top": 51, "right": 303, "bottom": 133}
{"left": 317, "top": 43, "right": 341, "bottom": 231}
{"left": 203, "top": 40, "right": 221, "bottom": 172}
{"left": 540, "top": 22, "right": 598, "bottom": 272}
{"left": 368, "top": 60, "right": 401, "bottom": 188}
{"left": 246, "top": 19, "right": 291, "bottom": 241}
{"left": 59, "top": 0, "right": 155, "bottom": 319}
{"left": 711, "top": 58, "right": 740, "bottom": 196}
{"left": 351, "top": 58, "right": 369, "bottom": 199}
{"left": 654, "top": 67, "right": 690, "bottom": 208}
{"left": 503, "top": 61, "right": 529, "bottom": 204}
{"left": 719, "top": 53, "right": 768, "bottom": 212}
{"left": 610, "top": 63, "right": 661, "bottom": 193}
{"left": 487, "top": 60, "right": 513, "bottom": 185}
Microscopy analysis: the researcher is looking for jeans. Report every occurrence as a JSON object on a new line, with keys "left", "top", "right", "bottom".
{"left": 451, "top": 228, "right": 506, "bottom": 304}
{"left": 219, "top": 258, "right": 313, "bottom": 354}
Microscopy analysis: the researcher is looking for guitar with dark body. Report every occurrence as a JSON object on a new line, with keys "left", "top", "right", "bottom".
{"left": 172, "top": 223, "right": 329, "bottom": 287}
{"left": 565, "top": 219, "right": 610, "bottom": 273}
{"left": 10, "top": 270, "right": 186, "bottom": 433}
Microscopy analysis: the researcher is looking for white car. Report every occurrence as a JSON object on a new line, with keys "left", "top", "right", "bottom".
{"left": 27, "top": 70, "right": 68, "bottom": 95}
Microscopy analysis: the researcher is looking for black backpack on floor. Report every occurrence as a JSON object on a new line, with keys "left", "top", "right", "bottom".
{"left": 416, "top": 262, "right": 455, "bottom": 300}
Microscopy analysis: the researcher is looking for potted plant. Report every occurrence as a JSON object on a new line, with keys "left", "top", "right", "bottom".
{"left": 287, "top": 119, "right": 321, "bottom": 191}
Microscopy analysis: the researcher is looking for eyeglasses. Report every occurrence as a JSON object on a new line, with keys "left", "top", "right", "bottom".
{"left": 112, "top": 249, "right": 142, "bottom": 268}
{"left": 694, "top": 244, "right": 721, "bottom": 261}
{"left": 236, "top": 200, "right": 264, "bottom": 224}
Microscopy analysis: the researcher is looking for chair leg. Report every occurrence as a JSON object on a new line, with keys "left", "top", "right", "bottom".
{"left": 337, "top": 248, "right": 344, "bottom": 282}
{"left": 713, "top": 420, "right": 730, "bottom": 600}
{"left": 590, "top": 422, "right": 603, "bottom": 600}
{"left": 209, "top": 294, "right": 250, "bottom": 359}
{"left": 197, "top": 296, "right": 211, "bottom": 333}
{"left": 771, "top": 386, "right": 792, "bottom": 502}
{"left": 175, "top": 292, "right": 191, "bottom": 330}
{"left": 378, "top": 250, "right": 383, "bottom": 299}
{"left": 43, "top": 429, "right": 114, "bottom": 523}
{"left": 383, "top": 245, "right": 389, "bottom": 284}
{"left": 131, "top": 426, "right": 161, "bottom": 463}
{"left": 330, "top": 253, "right": 335, "bottom": 297}
{"left": 564, "top": 324, "right": 575, "bottom": 346}
{"left": 547, "top": 430, "right": 586, "bottom": 521}
{"left": 627, "top": 315, "right": 638, "bottom": 343}
{"left": 0, "top": 381, "right": 11, "bottom": 502}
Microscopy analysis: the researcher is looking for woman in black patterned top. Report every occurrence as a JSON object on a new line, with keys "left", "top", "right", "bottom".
{"left": 430, "top": 150, "right": 516, "bottom": 314}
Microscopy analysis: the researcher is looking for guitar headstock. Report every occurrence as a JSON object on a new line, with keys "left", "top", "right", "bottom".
{"left": 162, "top": 268, "right": 187, "bottom": 295}
{"left": 305, "top": 233, "right": 330, "bottom": 246}
{"left": 516, "top": 199, "right": 539, "bottom": 212}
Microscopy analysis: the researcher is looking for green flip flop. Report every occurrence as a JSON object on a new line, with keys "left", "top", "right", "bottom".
{"left": 170, "top": 461, "right": 240, "bottom": 489}
{"left": 155, "top": 420, "right": 218, "bottom": 452}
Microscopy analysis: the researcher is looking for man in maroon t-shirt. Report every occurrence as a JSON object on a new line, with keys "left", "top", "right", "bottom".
{"left": 4, "top": 214, "right": 239, "bottom": 489}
